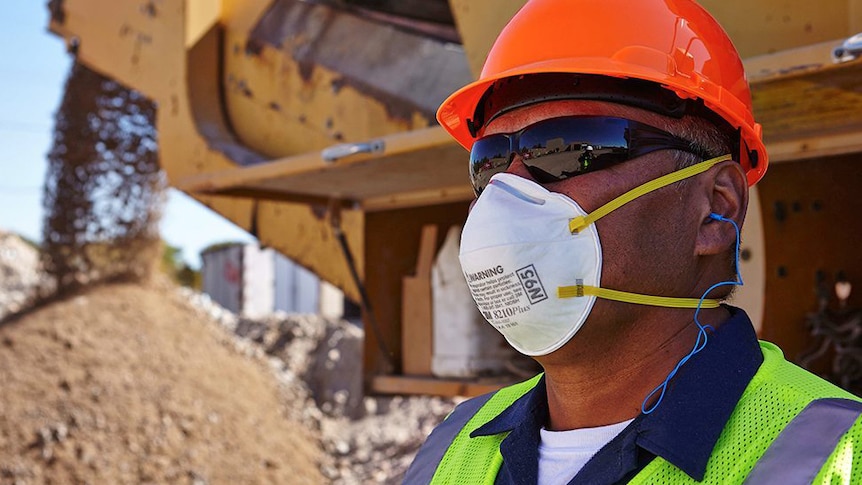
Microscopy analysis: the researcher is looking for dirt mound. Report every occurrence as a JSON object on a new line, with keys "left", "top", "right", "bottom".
{"left": 0, "top": 229, "right": 460, "bottom": 484}
{"left": 187, "top": 293, "right": 459, "bottom": 484}
{"left": 0, "top": 282, "right": 324, "bottom": 484}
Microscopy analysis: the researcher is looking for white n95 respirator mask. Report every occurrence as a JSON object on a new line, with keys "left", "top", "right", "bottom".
{"left": 459, "top": 173, "right": 601, "bottom": 356}
{"left": 459, "top": 156, "right": 730, "bottom": 356}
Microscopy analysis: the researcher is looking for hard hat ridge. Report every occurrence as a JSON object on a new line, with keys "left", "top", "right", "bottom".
{"left": 469, "top": 74, "right": 698, "bottom": 137}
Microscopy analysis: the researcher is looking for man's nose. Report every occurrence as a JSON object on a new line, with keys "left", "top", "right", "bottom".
{"left": 505, "top": 155, "right": 535, "bottom": 181}
{"left": 470, "top": 156, "right": 533, "bottom": 211}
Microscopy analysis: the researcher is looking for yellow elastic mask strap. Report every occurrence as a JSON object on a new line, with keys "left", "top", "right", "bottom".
{"left": 568, "top": 154, "right": 733, "bottom": 234}
{"left": 557, "top": 283, "right": 720, "bottom": 309}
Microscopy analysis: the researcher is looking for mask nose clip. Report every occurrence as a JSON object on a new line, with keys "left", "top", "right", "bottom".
{"left": 487, "top": 174, "right": 547, "bottom": 206}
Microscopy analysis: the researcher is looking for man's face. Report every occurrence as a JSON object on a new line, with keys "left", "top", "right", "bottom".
{"left": 478, "top": 100, "right": 707, "bottom": 346}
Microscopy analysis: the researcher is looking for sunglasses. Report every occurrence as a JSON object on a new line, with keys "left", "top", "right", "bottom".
{"left": 469, "top": 116, "right": 704, "bottom": 195}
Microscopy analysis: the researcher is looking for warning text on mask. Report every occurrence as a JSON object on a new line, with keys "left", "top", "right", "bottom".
{"left": 465, "top": 266, "right": 536, "bottom": 330}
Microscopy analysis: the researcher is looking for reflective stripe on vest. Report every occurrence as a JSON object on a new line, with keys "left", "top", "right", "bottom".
{"left": 743, "top": 398, "right": 862, "bottom": 485}
{"left": 403, "top": 391, "right": 497, "bottom": 485}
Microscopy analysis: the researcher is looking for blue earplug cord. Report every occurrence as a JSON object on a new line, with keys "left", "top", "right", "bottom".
{"left": 641, "top": 213, "right": 744, "bottom": 414}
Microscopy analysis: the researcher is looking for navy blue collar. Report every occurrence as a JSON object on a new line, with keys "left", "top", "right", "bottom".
{"left": 470, "top": 306, "right": 764, "bottom": 484}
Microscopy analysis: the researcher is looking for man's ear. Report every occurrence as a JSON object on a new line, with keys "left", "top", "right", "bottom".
{"left": 696, "top": 161, "right": 749, "bottom": 256}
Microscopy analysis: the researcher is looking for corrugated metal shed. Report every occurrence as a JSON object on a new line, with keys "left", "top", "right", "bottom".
{"left": 202, "top": 243, "right": 344, "bottom": 318}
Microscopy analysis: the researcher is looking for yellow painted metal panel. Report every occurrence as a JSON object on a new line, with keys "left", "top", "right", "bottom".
{"left": 765, "top": 131, "right": 862, "bottom": 163}
{"left": 218, "top": 0, "right": 471, "bottom": 161}
{"left": 448, "top": 0, "right": 527, "bottom": 77}
{"left": 255, "top": 202, "right": 365, "bottom": 298}
{"left": 852, "top": 0, "right": 862, "bottom": 33}
{"left": 221, "top": 0, "right": 271, "bottom": 33}
{"left": 51, "top": 0, "right": 185, "bottom": 98}
{"left": 449, "top": 0, "right": 861, "bottom": 78}
{"left": 700, "top": 0, "right": 856, "bottom": 58}
{"left": 700, "top": 0, "right": 858, "bottom": 58}
{"left": 184, "top": 0, "right": 221, "bottom": 48}
{"left": 223, "top": 29, "right": 425, "bottom": 159}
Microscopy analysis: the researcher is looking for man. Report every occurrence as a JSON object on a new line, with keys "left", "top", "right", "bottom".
{"left": 405, "top": 0, "right": 862, "bottom": 483}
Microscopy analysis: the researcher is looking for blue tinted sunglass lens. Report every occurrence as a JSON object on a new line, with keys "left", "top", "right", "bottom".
{"left": 470, "top": 135, "right": 511, "bottom": 194}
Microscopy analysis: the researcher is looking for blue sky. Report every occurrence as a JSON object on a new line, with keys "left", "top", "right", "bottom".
{"left": 0, "top": 1, "right": 253, "bottom": 268}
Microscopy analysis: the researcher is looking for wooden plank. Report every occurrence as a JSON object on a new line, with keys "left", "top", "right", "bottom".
{"left": 401, "top": 225, "right": 438, "bottom": 376}
{"left": 249, "top": 142, "right": 468, "bottom": 200}
{"left": 192, "top": 187, "right": 352, "bottom": 207}
{"left": 174, "top": 127, "right": 470, "bottom": 204}
{"left": 401, "top": 279, "right": 433, "bottom": 375}
{"left": 363, "top": 203, "right": 470, "bottom": 379}
{"left": 745, "top": 38, "right": 848, "bottom": 84}
{"left": 753, "top": 65, "right": 862, "bottom": 143}
{"left": 767, "top": 130, "right": 862, "bottom": 163}
{"left": 415, "top": 225, "right": 439, "bottom": 277}
{"left": 745, "top": 40, "right": 862, "bottom": 162}
{"left": 362, "top": 185, "right": 475, "bottom": 212}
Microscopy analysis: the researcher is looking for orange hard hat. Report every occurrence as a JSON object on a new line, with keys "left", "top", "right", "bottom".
{"left": 437, "top": 0, "right": 767, "bottom": 185}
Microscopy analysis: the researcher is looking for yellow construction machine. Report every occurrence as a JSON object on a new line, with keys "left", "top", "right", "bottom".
{"left": 49, "top": 0, "right": 862, "bottom": 396}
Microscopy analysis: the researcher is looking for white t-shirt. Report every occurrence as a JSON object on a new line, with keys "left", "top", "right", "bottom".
{"left": 537, "top": 419, "right": 634, "bottom": 485}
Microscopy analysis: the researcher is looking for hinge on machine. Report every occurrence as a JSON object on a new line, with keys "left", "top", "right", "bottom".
{"left": 321, "top": 140, "right": 385, "bottom": 163}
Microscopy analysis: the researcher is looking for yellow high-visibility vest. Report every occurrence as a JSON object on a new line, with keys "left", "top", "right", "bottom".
{"left": 407, "top": 342, "right": 862, "bottom": 484}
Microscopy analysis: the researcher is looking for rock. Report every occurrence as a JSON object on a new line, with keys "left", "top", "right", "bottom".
{"left": 0, "top": 231, "right": 46, "bottom": 320}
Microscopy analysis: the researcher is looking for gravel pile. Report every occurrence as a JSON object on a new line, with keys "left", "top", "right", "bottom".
{"left": 319, "top": 395, "right": 456, "bottom": 483}
{"left": 179, "top": 290, "right": 459, "bottom": 485}
{"left": 0, "top": 283, "right": 326, "bottom": 484}
{"left": 0, "top": 231, "right": 458, "bottom": 484}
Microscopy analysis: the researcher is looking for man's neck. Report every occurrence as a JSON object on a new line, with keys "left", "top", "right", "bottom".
{"left": 538, "top": 306, "right": 730, "bottom": 430}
